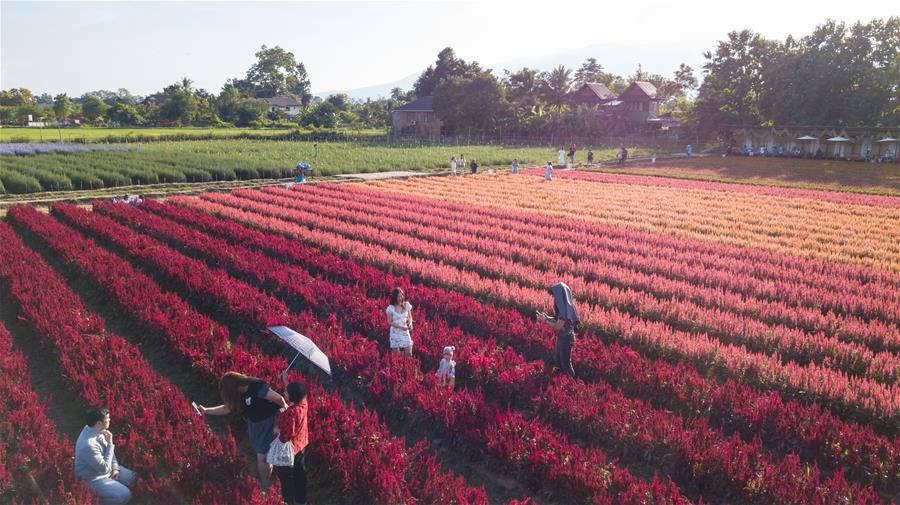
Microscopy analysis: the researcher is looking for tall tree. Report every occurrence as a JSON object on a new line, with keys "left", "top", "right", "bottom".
{"left": 81, "top": 95, "right": 108, "bottom": 121}
{"left": 433, "top": 72, "right": 506, "bottom": 133}
{"left": 694, "top": 29, "right": 773, "bottom": 136}
{"left": 243, "top": 45, "right": 312, "bottom": 105}
{"left": 159, "top": 78, "right": 200, "bottom": 125}
{"left": 673, "top": 63, "right": 698, "bottom": 92}
{"left": 0, "top": 88, "right": 35, "bottom": 107}
{"left": 53, "top": 94, "right": 74, "bottom": 120}
{"left": 540, "top": 66, "right": 573, "bottom": 113}
{"left": 108, "top": 102, "right": 143, "bottom": 125}
{"left": 413, "top": 47, "right": 482, "bottom": 97}
{"left": 573, "top": 58, "right": 605, "bottom": 86}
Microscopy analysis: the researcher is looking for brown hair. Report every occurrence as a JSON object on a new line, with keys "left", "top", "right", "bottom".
{"left": 389, "top": 287, "right": 405, "bottom": 306}
{"left": 219, "top": 372, "right": 260, "bottom": 414}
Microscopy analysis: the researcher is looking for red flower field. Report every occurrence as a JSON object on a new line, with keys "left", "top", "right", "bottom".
{"left": 1, "top": 170, "right": 897, "bottom": 504}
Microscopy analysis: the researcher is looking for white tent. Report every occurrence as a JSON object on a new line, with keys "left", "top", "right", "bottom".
{"left": 875, "top": 138, "right": 898, "bottom": 159}
{"left": 826, "top": 136, "right": 851, "bottom": 158}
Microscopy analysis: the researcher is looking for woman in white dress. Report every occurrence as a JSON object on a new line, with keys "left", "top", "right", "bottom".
{"left": 450, "top": 156, "right": 458, "bottom": 175}
{"left": 386, "top": 287, "right": 414, "bottom": 355}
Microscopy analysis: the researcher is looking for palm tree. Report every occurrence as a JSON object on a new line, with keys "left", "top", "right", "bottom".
{"left": 541, "top": 66, "right": 572, "bottom": 114}
{"left": 179, "top": 77, "right": 194, "bottom": 93}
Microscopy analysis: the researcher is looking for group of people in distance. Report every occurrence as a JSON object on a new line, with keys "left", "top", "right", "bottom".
{"left": 449, "top": 154, "right": 480, "bottom": 175}
{"left": 451, "top": 146, "right": 633, "bottom": 181}
{"left": 74, "top": 282, "right": 580, "bottom": 505}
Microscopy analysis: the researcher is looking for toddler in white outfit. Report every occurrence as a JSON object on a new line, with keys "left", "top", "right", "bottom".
{"left": 436, "top": 346, "right": 456, "bottom": 387}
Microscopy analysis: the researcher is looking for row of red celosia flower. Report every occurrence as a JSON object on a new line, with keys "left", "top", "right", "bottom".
{"left": 0, "top": 218, "right": 270, "bottom": 505}
{"left": 7, "top": 204, "right": 492, "bottom": 505}
{"left": 0, "top": 321, "right": 96, "bottom": 504}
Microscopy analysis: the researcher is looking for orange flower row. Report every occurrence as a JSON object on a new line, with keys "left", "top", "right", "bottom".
{"left": 367, "top": 173, "right": 900, "bottom": 273}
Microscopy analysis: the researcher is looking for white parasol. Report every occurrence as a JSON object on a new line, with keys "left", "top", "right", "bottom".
{"left": 267, "top": 326, "right": 332, "bottom": 376}
{"left": 875, "top": 137, "right": 898, "bottom": 158}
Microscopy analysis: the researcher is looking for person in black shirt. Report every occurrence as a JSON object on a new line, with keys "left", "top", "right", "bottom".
{"left": 470, "top": 159, "right": 478, "bottom": 174}
{"left": 197, "top": 372, "right": 288, "bottom": 492}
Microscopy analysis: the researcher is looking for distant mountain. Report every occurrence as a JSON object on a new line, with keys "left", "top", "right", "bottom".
{"left": 314, "top": 43, "right": 704, "bottom": 100}
{"left": 314, "top": 72, "right": 419, "bottom": 101}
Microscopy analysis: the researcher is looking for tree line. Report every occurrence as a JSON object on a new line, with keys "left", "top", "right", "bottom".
{"left": 2, "top": 17, "right": 896, "bottom": 139}
{"left": 693, "top": 17, "right": 899, "bottom": 139}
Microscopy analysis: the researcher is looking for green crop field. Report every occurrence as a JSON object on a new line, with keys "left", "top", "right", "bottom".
{"left": 0, "top": 139, "right": 643, "bottom": 194}
{"left": 0, "top": 126, "right": 385, "bottom": 143}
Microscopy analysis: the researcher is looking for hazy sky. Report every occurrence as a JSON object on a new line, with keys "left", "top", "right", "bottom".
{"left": 2, "top": 0, "right": 897, "bottom": 97}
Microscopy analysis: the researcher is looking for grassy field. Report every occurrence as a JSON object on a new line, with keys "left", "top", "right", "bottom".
{"left": 0, "top": 126, "right": 385, "bottom": 143}
{"left": 0, "top": 139, "right": 645, "bottom": 194}
{"left": 602, "top": 156, "right": 900, "bottom": 195}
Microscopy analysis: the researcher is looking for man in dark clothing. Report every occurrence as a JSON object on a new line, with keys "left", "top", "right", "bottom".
{"left": 536, "top": 282, "right": 579, "bottom": 377}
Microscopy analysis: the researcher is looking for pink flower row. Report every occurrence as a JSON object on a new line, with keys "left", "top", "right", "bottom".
{"left": 94, "top": 199, "right": 889, "bottom": 503}
{"left": 0, "top": 217, "right": 268, "bottom": 505}
{"left": 252, "top": 186, "right": 899, "bottom": 373}
{"left": 146, "top": 197, "right": 900, "bottom": 490}
{"left": 303, "top": 181, "right": 899, "bottom": 318}
{"left": 188, "top": 192, "right": 900, "bottom": 423}
{"left": 65, "top": 201, "right": 691, "bottom": 505}
{"left": 295, "top": 183, "right": 899, "bottom": 351}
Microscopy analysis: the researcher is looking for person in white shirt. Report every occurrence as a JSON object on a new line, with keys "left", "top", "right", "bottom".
{"left": 386, "top": 287, "right": 414, "bottom": 356}
{"left": 557, "top": 148, "right": 565, "bottom": 165}
{"left": 450, "top": 156, "right": 458, "bottom": 175}
{"left": 74, "top": 407, "right": 137, "bottom": 505}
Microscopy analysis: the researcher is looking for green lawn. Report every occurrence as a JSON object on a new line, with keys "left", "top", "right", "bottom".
{"left": 0, "top": 139, "right": 648, "bottom": 194}
{"left": 600, "top": 156, "right": 900, "bottom": 196}
{"left": 0, "top": 126, "right": 385, "bottom": 143}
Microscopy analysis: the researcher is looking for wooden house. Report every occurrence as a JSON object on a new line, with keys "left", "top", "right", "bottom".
{"left": 391, "top": 96, "right": 442, "bottom": 137}
{"left": 569, "top": 83, "right": 615, "bottom": 107}
{"left": 618, "top": 81, "right": 659, "bottom": 124}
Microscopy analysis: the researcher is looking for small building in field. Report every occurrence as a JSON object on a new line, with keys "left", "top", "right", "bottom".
{"left": 263, "top": 96, "right": 302, "bottom": 118}
{"left": 569, "top": 82, "right": 615, "bottom": 107}
{"left": 391, "top": 96, "right": 442, "bottom": 137}
{"left": 618, "top": 81, "right": 659, "bottom": 124}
